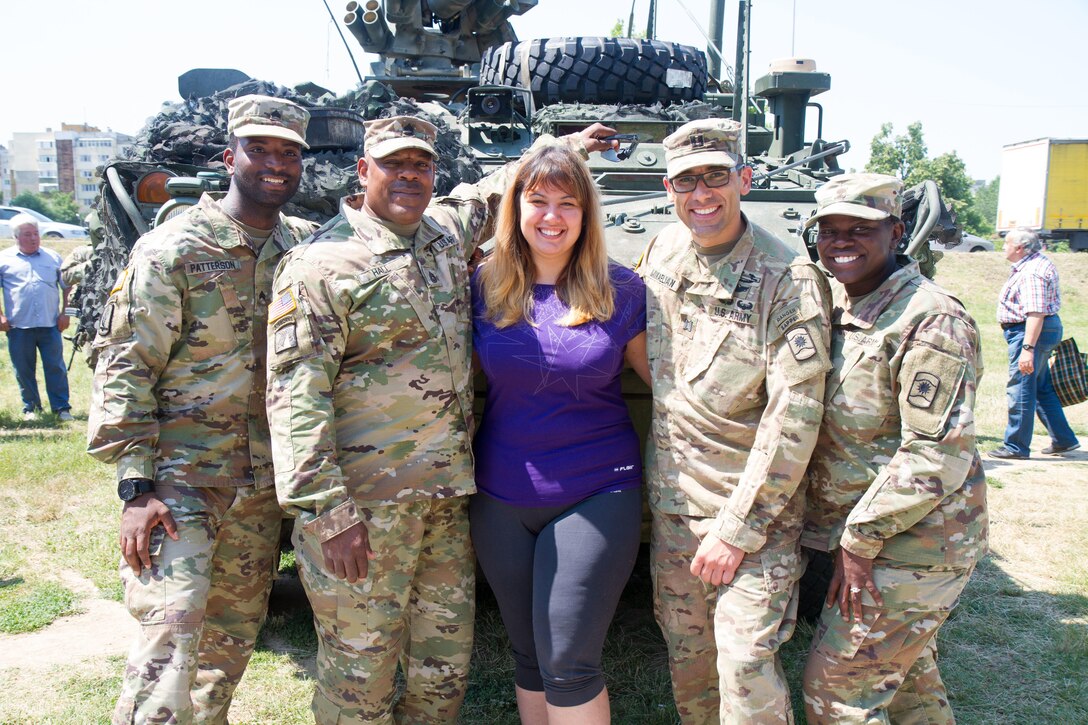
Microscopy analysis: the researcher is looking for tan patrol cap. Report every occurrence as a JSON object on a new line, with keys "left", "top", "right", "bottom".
{"left": 364, "top": 116, "right": 438, "bottom": 159}
{"left": 663, "top": 118, "right": 742, "bottom": 177}
{"left": 227, "top": 95, "right": 310, "bottom": 149}
{"left": 804, "top": 173, "right": 902, "bottom": 229}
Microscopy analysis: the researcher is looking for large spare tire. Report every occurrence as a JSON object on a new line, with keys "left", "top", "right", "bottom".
{"left": 480, "top": 37, "right": 707, "bottom": 107}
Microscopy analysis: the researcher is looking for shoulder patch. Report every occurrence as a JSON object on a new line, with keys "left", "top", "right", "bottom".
{"left": 899, "top": 345, "right": 966, "bottom": 437}
{"left": 772, "top": 301, "right": 803, "bottom": 337}
{"left": 268, "top": 288, "right": 297, "bottom": 324}
{"left": 907, "top": 372, "right": 941, "bottom": 409}
{"left": 786, "top": 326, "right": 817, "bottom": 361}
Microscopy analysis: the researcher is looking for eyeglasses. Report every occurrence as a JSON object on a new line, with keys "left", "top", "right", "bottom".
{"left": 668, "top": 169, "right": 732, "bottom": 193}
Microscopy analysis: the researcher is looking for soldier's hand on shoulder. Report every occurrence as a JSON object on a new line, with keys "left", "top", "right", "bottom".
{"left": 575, "top": 123, "right": 620, "bottom": 154}
{"left": 321, "top": 522, "right": 376, "bottom": 583}
{"left": 690, "top": 533, "right": 744, "bottom": 586}
{"left": 120, "top": 494, "right": 179, "bottom": 575}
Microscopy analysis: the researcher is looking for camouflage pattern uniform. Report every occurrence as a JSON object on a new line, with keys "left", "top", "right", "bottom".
{"left": 87, "top": 189, "right": 316, "bottom": 724}
{"left": 801, "top": 261, "right": 988, "bottom": 725}
{"left": 266, "top": 126, "right": 586, "bottom": 724}
{"left": 642, "top": 213, "right": 832, "bottom": 724}
{"left": 61, "top": 243, "right": 94, "bottom": 289}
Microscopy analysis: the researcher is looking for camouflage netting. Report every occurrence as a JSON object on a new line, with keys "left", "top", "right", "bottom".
{"left": 530, "top": 100, "right": 734, "bottom": 132}
{"left": 128, "top": 79, "right": 482, "bottom": 219}
{"left": 73, "top": 79, "right": 484, "bottom": 364}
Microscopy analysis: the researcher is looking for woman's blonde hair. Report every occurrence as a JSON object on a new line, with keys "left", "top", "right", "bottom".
{"left": 480, "top": 143, "right": 613, "bottom": 328}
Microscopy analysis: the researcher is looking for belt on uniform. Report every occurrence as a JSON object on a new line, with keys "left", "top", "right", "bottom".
{"left": 1001, "top": 321, "right": 1025, "bottom": 330}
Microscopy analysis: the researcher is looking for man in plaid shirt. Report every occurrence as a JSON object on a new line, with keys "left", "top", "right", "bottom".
{"left": 989, "top": 229, "right": 1080, "bottom": 459}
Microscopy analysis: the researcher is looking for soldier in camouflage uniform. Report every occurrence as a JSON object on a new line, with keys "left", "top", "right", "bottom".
{"left": 87, "top": 95, "right": 316, "bottom": 724}
{"left": 639, "top": 118, "right": 832, "bottom": 724}
{"left": 800, "top": 174, "right": 988, "bottom": 724}
{"left": 265, "top": 116, "right": 617, "bottom": 724}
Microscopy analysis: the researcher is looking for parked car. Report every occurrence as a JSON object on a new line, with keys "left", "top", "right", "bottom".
{"left": 0, "top": 206, "right": 89, "bottom": 239}
{"left": 933, "top": 232, "right": 994, "bottom": 253}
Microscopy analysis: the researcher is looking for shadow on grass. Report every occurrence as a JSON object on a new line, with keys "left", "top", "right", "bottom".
{"left": 940, "top": 553, "right": 1088, "bottom": 724}
{"left": 0, "top": 577, "right": 24, "bottom": 589}
{"left": 257, "top": 546, "right": 681, "bottom": 723}
{"left": 251, "top": 545, "right": 1088, "bottom": 724}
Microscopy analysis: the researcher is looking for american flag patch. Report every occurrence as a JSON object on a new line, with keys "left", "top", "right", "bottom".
{"left": 268, "top": 288, "right": 297, "bottom": 323}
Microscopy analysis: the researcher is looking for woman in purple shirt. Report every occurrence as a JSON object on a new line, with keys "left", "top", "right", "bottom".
{"left": 471, "top": 142, "right": 650, "bottom": 724}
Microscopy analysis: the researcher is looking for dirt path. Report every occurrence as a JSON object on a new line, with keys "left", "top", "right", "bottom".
{"left": 0, "top": 444, "right": 1082, "bottom": 673}
{"left": 0, "top": 571, "right": 134, "bottom": 671}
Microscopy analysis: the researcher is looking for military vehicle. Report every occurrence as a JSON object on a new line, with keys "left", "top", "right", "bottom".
{"left": 74, "top": 0, "right": 958, "bottom": 620}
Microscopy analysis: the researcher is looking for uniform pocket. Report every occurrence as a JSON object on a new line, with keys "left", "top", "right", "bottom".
{"left": 184, "top": 272, "right": 237, "bottom": 361}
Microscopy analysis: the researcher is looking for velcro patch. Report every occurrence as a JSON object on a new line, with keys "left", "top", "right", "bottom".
{"left": 188, "top": 260, "right": 242, "bottom": 275}
{"left": 358, "top": 255, "right": 412, "bottom": 285}
{"left": 110, "top": 268, "right": 129, "bottom": 296}
{"left": 97, "top": 304, "right": 114, "bottom": 335}
{"left": 899, "top": 345, "right": 966, "bottom": 437}
{"left": 772, "top": 301, "right": 803, "bottom": 337}
{"left": 907, "top": 372, "right": 941, "bottom": 409}
{"left": 648, "top": 268, "right": 681, "bottom": 291}
{"left": 274, "top": 323, "right": 298, "bottom": 353}
{"left": 786, "top": 326, "right": 817, "bottom": 361}
{"left": 268, "top": 289, "right": 297, "bottom": 323}
{"left": 431, "top": 234, "right": 457, "bottom": 252}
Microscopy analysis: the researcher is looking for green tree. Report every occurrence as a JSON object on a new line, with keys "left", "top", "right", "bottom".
{"left": 968, "top": 176, "right": 999, "bottom": 236}
{"left": 10, "top": 191, "right": 49, "bottom": 216}
{"left": 867, "top": 121, "right": 927, "bottom": 180}
{"left": 8, "top": 191, "right": 81, "bottom": 225}
{"left": 42, "top": 192, "right": 82, "bottom": 225}
{"left": 866, "top": 122, "right": 979, "bottom": 235}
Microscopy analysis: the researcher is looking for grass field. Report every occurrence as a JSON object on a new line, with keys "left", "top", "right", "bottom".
{"left": 0, "top": 245, "right": 1085, "bottom": 723}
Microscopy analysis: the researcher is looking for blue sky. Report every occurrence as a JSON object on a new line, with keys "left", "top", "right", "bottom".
{"left": 5, "top": 0, "right": 1085, "bottom": 179}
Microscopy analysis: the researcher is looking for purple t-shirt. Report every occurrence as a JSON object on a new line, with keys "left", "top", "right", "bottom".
{"left": 473, "top": 264, "right": 647, "bottom": 506}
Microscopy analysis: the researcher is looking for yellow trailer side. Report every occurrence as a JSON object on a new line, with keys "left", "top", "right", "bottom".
{"left": 1045, "top": 140, "right": 1088, "bottom": 232}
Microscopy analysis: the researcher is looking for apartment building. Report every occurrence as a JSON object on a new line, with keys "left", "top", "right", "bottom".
{"left": 6, "top": 124, "right": 134, "bottom": 211}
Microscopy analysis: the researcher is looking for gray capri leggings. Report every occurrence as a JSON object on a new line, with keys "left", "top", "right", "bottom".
{"left": 469, "top": 487, "right": 642, "bottom": 707}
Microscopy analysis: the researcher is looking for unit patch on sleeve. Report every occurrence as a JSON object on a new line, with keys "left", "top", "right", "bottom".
{"left": 899, "top": 345, "right": 966, "bottom": 437}
{"left": 274, "top": 323, "right": 298, "bottom": 353}
{"left": 907, "top": 372, "right": 940, "bottom": 409}
{"left": 786, "top": 326, "right": 817, "bottom": 361}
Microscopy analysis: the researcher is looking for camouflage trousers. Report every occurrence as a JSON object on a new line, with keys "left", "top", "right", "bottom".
{"left": 803, "top": 560, "right": 975, "bottom": 725}
{"left": 113, "top": 483, "right": 282, "bottom": 725}
{"left": 294, "top": 496, "right": 475, "bottom": 724}
{"left": 651, "top": 511, "right": 803, "bottom": 725}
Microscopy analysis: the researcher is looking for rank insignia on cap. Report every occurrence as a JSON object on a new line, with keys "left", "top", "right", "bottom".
{"left": 907, "top": 372, "right": 940, "bottom": 409}
{"left": 786, "top": 326, "right": 816, "bottom": 361}
{"left": 268, "top": 288, "right": 297, "bottom": 323}
{"left": 689, "top": 132, "right": 706, "bottom": 148}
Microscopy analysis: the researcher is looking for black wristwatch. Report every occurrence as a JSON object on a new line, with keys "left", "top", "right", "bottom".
{"left": 1022, "top": 343, "right": 1036, "bottom": 351}
{"left": 118, "top": 478, "right": 155, "bottom": 502}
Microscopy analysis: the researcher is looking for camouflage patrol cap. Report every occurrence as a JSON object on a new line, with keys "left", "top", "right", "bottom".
{"left": 227, "top": 95, "right": 310, "bottom": 149}
{"left": 663, "top": 118, "right": 742, "bottom": 177}
{"left": 804, "top": 173, "right": 902, "bottom": 229}
{"left": 364, "top": 116, "right": 438, "bottom": 159}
